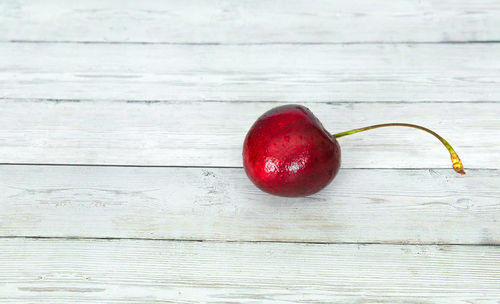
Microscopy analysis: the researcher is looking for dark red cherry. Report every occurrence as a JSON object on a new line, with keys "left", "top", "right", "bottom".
{"left": 243, "top": 104, "right": 465, "bottom": 197}
{"left": 243, "top": 105, "right": 341, "bottom": 197}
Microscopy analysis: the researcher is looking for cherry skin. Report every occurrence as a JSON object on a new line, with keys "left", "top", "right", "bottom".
{"left": 243, "top": 105, "right": 341, "bottom": 197}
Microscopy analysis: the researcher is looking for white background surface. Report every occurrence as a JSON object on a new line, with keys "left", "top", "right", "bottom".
{"left": 1, "top": 1, "right": 499, "bottom": 302}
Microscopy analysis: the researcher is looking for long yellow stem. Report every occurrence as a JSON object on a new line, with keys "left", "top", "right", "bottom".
{"left": 333, "top": 123, "right": 465, "bottom": 175}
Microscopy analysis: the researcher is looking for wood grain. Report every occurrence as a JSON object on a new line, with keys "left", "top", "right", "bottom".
{"left": 2, "top": 43, "right": 500, "bottom": 101}
{"left": 1, "top": 100, "right": 497, "bottom": 168}
{"left": 2, "top": 1, "right": 499, "bottom": 302}
{"left": 1, "top": 165, "right": 498, "bottom": 244}
{"left": 0, "top": 238, "right": 498, "bottom": 303}
{"left": 1, "top": 0, "right": 500, "bottom": 43}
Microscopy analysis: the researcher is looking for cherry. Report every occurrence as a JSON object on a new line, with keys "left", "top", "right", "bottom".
{"left": 243, "top": 105, "right": 464, "bottom": 197}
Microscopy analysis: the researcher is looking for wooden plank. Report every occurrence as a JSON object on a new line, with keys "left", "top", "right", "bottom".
{"left": 1, "top": 165, "right": 498, "bottom": 244}
{"left": 0, "top": 238, "right": 498, "bottom": 303}
{"left": 0, "top": 100, "right": 498, "bottom": 169}
{"left": 2, "top": 43, "right": 500, "bottom": 101}
{"left": 1, "top": 0, "right": 500, "bottom": 43}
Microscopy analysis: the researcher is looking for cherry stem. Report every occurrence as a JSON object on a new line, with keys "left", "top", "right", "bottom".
{"left": 333, "top": 123, "right": 465, "bottom": 175}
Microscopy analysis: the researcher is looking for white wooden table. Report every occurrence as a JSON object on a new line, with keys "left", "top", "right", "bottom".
{"left": 1, "top": 1, "right": 500, "bottom": 303}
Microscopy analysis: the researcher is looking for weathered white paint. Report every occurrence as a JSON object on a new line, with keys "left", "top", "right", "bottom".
{"left": 0, "top": 239, "right": 498, "bottom": 303}
{"left": 1, "top": 0, "right": 500, "bottom": 43}
{"left": 2, "top": 43, "right": 500, "bottom": 101}
{"left": 0, "top": 100, "right": 497, "bottom": 168}
{"left": 1, "top": 165, "right": 498, "bottom": 244}
{"left": 2, "top": 1, "right": 499, "bottom": 302}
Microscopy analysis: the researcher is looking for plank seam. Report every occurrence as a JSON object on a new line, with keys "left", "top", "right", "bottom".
{"left": 0, "top": 163, "right": 497, "bottom": 171}
{"left": 0, "top": 236, "right": 498, "bottom": 247}
{"left": 2, "top": 97, "right": 500, "bottom": 104}
{"left": 4, "top": 40, "right": 500, "bottom": 45}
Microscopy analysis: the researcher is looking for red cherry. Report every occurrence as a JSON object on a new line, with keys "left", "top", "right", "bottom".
{"left": 243, "top": 105, "right": 465, "bottom": 197}
{"left": 243, "top": 105, "right": 341, "bottom": 197}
